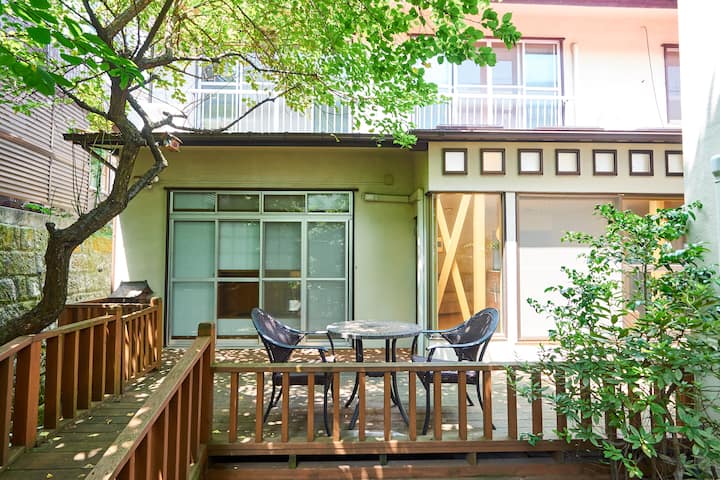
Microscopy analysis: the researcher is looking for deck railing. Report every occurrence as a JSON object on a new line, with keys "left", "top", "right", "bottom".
{"left": 0, "top": 301, "right": 163, "bottom": 469}
{"left": 209, "top": 361, "right": 579, "bottom": 459}
{"left": 86, "top": 324, "right": 214, "bottom": 480}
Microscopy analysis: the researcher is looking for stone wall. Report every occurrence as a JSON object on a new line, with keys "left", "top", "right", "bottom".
{"left": 0, "top": 206, "right": 112, "bottom": 326}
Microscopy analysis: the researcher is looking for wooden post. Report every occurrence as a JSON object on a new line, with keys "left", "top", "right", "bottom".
{"left": 507, "top": 369, "right": 518, "bottom": 440}
{"left": 0, "top": 355, "right": 14, "bottom": 464}
{"left": 92, "top": 323, "right": 107, "bottom": 402}
{"left": 531, "top": 372, "right": 543, "bottom": 436}
{"left": 61, "top": 330, "right": 80, "bottom": 419}
{"left": 106, "top": 307, "right": 123, "bottom": 395}
{"left": 77, "top": 326, "right": 94, "bottom": 409}
{"left": 44, "top": 335, "right": 63, "bottom": 429}
{"left": 198, "top": 323, "right": 215, "bottom": 444}
{"left": 13, "top": 340, "right": 42, "bottom": 447}
{"left": 482, "top": 370, "right": 493, "bottom": 440}
{"left": 152, "top": 298, "right": 164, "bottom": 368}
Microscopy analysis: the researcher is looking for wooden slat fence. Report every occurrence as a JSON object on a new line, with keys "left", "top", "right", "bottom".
{"left": 85, "top": 324, "right": 215, "bottom": 480}
{"left": 210, "top": 361, "right": 572, "bottom": 458}
{"left": 0, "top": 301, "right": 163, "bottom": 470}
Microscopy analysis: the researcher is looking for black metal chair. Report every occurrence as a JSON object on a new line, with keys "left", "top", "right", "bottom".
{"left": 251, "top": 307, "right": 335, "bottom": 435}
{"left": 412, "top": 308, "right": 499, "bottom": 435}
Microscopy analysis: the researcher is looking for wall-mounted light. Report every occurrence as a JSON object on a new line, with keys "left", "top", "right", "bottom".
{"left": 162, "top": 133, "right": 182, "bottom": 152}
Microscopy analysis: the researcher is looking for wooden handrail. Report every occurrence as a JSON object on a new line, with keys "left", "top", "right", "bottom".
{"left": 0, "top": 300, "right": 164, "bottom": 470}
{"left": 85, "top": 323, "right": 214, "bottom": 480}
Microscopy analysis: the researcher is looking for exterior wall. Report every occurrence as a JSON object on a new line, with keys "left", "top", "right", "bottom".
{"left": 0, "top": 96, "right": 96, "bottom": 213}
{"left": 427, "top": 139, "right": 683, "bottom": 360}
{"left": 428, "top": 141, "right": 683, "bottom": 193}
{"left": 678, "top": 0, "right": 720, "bottom": 265}
{"left": 0, "top": 206, "right": 112, "bottom": 327}
{"left": 117, "top": 147, "right": 425, "bottom": 338}
{"left": 483, "top": 4, "right": 678, "bottom": 129}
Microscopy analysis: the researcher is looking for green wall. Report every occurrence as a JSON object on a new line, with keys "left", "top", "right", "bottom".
{"left": 118, "top": 146, "right": 425, "bottom": 331}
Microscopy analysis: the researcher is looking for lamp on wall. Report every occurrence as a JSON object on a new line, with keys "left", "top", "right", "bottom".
{"left": 162, "top": 133, "right": 183, "bottom": 152}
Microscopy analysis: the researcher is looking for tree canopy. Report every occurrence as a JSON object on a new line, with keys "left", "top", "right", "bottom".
{"left": 0, "top": 0, "right": 519, "bottom": 343}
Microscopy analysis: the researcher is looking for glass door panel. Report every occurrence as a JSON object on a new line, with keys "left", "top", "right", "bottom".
{"left": 172, "top": 282, "right": 214, "bottom": 337}
{"left": 307, "top": 281, "right": 346, "bottom": 331}
{"left": 263, "top": 222, "right": 301, "bottom": 277}
{"left": 219, "top": 221, "right": 260, "bottom": 277}
{"left": 263, "top": 280, "right": 302, "bottom": 329}
{"left": 173, "top": 221, "right": 215, "bottom": 278}
{"left": 308, "top": 222, "right": 346, "bottom": 278}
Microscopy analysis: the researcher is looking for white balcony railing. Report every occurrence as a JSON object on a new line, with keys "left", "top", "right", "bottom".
{"left": 191, "top": 88, "right": 352, "bottom": 133}
{"left": 414, "top": 93, "right": 569, "bottom": 130}
{"left": 190, "top": 88, "right": 569, "bottom": 133}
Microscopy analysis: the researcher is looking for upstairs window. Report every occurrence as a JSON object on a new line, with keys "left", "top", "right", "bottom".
{"left": 664, "top": 45, "right": 681, "bottom": 123}
{"left": 417, "top": 39, "right": 563, "bottom": 129}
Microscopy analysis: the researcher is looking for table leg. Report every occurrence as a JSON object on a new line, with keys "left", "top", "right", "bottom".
{"left": 344, "top": 339, "right": 363, "bottom": 407}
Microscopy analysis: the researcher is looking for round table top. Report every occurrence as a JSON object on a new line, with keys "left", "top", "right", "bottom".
{"left": 326, "top": 320, "right": 421, "bottom": 340}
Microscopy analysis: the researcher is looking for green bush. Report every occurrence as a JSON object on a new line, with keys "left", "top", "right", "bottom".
{"left": 525, "top": 201, "right": 720, "bottom": 479}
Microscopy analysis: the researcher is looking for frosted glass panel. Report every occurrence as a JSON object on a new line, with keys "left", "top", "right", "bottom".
{"left": 171, "top": 282, "right": 214, "bottom": 336}
{"left": 263, "top": 222, "right": 301, "bottom": 277}
{"left": 173, "top": 222, "right": 215, "bottom": 278}
{"left": 218, "top": 194, "right": 259, "bottom": 212}
{"left": 308, "top": 193, "right": 350, "bottom": 212}
{"left": 263, "top": 281, "right": 301, "bottom": 329}
{"left": 307, "top": 281, "right": 345, "bottom": 330}
{"left": 219, "top": 221, "right": 259, "bottom": 277}
{"left": 308, "top": 222, "right": 345, "bottom": 278}
{"left": 517, "top": 196, "right": 610, "bottom": 339}
{"left": 264, "top": 195, "right": 305, "bottom": 212}
{"left": 173, "top": 192, "right": 216, "bottom": 211}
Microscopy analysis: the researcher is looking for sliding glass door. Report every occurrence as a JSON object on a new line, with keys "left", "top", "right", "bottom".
{"left": 168, "top": 191, "right": 352, "bottom": 342}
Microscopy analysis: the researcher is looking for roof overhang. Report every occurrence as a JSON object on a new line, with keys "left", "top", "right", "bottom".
{"left": 64, "top": 128, "right": 682, "bottom": 152}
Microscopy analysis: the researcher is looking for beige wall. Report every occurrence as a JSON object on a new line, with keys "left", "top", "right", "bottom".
{"left": 428, "top": 141, "right": 684, "bottom": 193}
{"left": 117, "top": 146, "right": 425, "bottom": 327}
{"left": 678, "top": 0, "right": 720, "bottom": 265}
{"left": 492, "top": 4, "right": 678, "bottom": 129}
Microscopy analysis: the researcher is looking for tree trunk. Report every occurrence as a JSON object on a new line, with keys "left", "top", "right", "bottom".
{"left": 0, "top": 141, "right": 141, "bottom": 345}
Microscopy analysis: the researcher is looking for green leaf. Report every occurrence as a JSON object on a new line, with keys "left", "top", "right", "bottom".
{"left": 27, "top": 27, "right": 52, "bottom": 45}
{"left": 29, "top": 0, "right": 51, "bottom": 8}
{"left": 60, "top": 53, "right": 83, "bottom": 66}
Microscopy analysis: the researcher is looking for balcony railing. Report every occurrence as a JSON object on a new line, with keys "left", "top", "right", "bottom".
{"left": 191, "top": 88, "right": 352, "bottom": 133}
{"left": 414, "top": 93, "right": 569, "bottom": 130}
{"left": 191, "top": 88, "right": 570, "bottom": 133}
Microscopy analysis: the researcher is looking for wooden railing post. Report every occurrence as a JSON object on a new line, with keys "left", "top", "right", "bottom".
{"left": 198, "top": 323, "right": 215, "bottom": 444}
{"left": 151, "top": 298, "right": 163, "bottom": 368}
{"left": 13, "top": 340, "right": 42, "bottom": 447}
{"left": 106, "top": 307, "right": 123, "bottom": 395}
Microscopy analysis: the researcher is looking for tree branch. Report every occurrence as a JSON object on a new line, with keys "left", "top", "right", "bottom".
{"left": 58, "top": 85, "right": 110, "bottom": 119}
{"left": 133, "top": 0, "right": 175, "bottom": 61}
{"left": 105, "top": 0, "right": 155, "bottom": 39}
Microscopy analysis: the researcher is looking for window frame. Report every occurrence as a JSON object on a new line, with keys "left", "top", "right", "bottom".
{"left": 167, "top": 189, "right": 353, "bottom": 344}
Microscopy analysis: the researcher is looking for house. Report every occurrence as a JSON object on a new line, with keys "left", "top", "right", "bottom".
{"left": 96, "top": 0, "right": 682, "bottom": 359}
{"left": 0, "top": 86, "right": 113, "bottom": 321}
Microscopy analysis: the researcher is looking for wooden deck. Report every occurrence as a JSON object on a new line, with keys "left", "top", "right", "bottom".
{"left": 0, "top": 316, "right": 611, "bottom": 479}
{"left": 0, "top": 350, "right": 183, "bottom": 480}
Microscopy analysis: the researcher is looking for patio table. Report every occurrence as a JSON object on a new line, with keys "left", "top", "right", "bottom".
{"left": 326, "top": 320, "right": 421, "bottom": 428}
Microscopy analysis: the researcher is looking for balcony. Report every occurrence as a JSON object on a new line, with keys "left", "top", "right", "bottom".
{"left": 191, "top": 88, "right": 570, "bottom": 134}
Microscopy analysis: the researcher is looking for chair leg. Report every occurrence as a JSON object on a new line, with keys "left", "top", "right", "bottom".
{"left": 323, "top": 380, "right": 331, "bottom": 436}
{"left": 421, "top": 378, "right": 432, "bottom": 436}
{"left": 345, "top": 373, "right": 360, "bottom": 408}
{"left": 263, "top": 383, "right": 282, "bottom": 423}
{"left": 466, "top": 391, "right": 475, "bottom": 407}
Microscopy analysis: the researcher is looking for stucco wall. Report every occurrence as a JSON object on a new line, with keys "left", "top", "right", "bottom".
{"left": 678, "top": 1, "right": 720, "bottom": 265}
{"left": 0, "top": 206, "right": 112, "bottom": 327}
{"left": 117, "top": 146, "right": 425, "bottom": 326}
{"left": 427, "top": 141, "right": 684, "bottom": 193}
{"left": 492, "top": 3, "right": 678, "bottom": 129}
